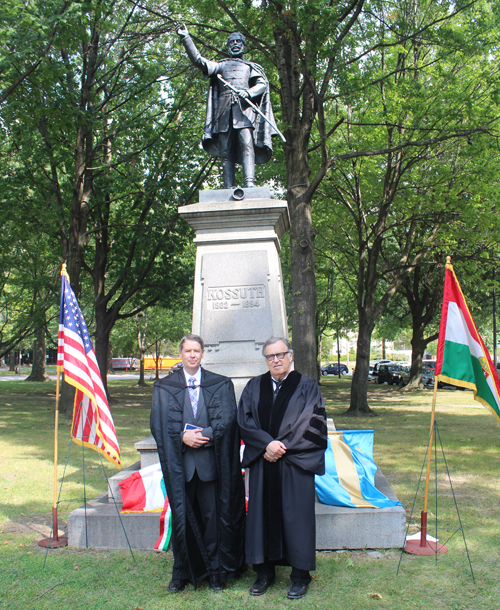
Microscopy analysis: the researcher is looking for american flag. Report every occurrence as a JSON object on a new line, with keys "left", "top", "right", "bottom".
{"left": 57, "top": 272, "right": 121, "bottom": 468}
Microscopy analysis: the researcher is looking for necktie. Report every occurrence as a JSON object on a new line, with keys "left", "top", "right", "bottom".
{"left": 188, "top": 376, "right": 198, "bottom": 418}
{"left": 273, "top": 380, "right": 282, "bottom": 402}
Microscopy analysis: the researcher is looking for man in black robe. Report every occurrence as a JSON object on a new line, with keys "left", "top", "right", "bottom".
{"left": 150, "top": 334, "right": 245, "bottom": 592}
{"left": 175, "top": 25, "right": 278, "bottom": 188}
{"left": 238, "top": 337, "right": 327, "bottom": 599}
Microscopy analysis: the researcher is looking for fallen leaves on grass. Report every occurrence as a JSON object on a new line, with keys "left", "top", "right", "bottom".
{"left": 367, "top": 592, "right": 383, "bottom": 599}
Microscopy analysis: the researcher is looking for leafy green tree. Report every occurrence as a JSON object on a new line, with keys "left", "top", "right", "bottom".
{"left": 1, "top": 1, "right": 214, "bottom": 408}
{"left": 0, "top": 0, "right": 72, "bottom": 103}
{"left": 311, "top": 0, "right": 500, "bottom": 413}
{"left": 159, "top": 0, "right": 499, "bottom": 382}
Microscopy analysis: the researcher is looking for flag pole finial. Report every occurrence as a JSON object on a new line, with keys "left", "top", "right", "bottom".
{"left": 60, "top": 263, "right": 69, "bottom": 280}
{"left": 445, "top": 256, "right": 453, "bottom": 270}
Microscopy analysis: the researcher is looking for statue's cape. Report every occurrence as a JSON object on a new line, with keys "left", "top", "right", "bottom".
{"left": 202, "top": 58, "right": 279, "bottom": 164}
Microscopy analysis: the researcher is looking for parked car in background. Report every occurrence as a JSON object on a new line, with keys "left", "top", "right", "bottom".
{"left": 370, "top": 359, "right": 393, "bottom": 381}
{"left": 168, "top": 362, "right": 183, "bottom": 375}
{"left": 399, "top": 365, "right": 435, "bottom": 387}
{"left": 321, "top": 363, "right": 349, "bottom": 376}
{"left": 376, "top": 364, "right": 405, "bottom": 385}
{"left": 112, "top": 357, "right": 137, "bottom": 371}
{"left": 372, "top": 359, "right": 392, "bottom": 373}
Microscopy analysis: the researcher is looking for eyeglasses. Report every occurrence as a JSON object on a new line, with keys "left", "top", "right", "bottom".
{"left": 264, "top": 351, "right": 290, "bottom": 361}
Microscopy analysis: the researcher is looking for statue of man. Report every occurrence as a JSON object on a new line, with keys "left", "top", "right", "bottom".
{"left": 176, "top": 25, "right": 279, "bottom": 189}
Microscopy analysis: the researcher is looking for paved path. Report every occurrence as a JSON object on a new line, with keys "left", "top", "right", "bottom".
{"left": 0, "top": 373, "right": 142, "bottom": 381}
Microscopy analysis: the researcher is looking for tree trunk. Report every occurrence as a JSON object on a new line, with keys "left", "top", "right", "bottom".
{"left": 345, "top": 314, "right": 376, "bottom": 415}
{"left": 58, "top": 27, "right": 100, "bottom": 416}
{"left": 25, "top": 327, "right": 50, "bottom": 382}
{"left": 107, "top": 341, "right": 113, "bottom": 374}
{"left": 9, "top": 350, "right": 16, "bottom": 371}
{"left": 135, "top": 313, "right": 147, "bottom": 386}
{"left": 94, "top": 308, "right": 111, "bottom": 399}
{"left": 403, "top": 267, "right": 441, "bottom": 389}
{"left": 406, "top": 324, "right": 426, "bottom": 389}
{"left": 59, "top": 381, "right": 76, "bottom": 418}
{"left": 139, "top": 351, "right": 146, "bottom": 386}
{"left": 155, "top": 341, "right": 160, "bottom": 381}
{"left": 289, "top": 186, "right": 318, "bottom": 380}
{"left": 286, "top": 158, "right": 317, "bottom": 381}
{"left": 273, "top": 20, "right": 319, "bottom": 381}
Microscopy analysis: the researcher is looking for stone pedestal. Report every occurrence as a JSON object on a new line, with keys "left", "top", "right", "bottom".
{"left": 67, "top": 423, "right": 405, "bottom": 550}
{"left": 178, "top": 187, "right": 289, "bottom": 399}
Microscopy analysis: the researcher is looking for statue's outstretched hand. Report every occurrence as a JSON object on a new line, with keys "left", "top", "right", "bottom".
{"left": 175, "top": 22, "right": 189, "bottom": 37}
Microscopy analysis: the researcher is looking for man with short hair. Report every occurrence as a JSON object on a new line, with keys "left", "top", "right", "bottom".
{"left": 238, "top": 337, "right": 327, "bottom": 600}
{"left": 151, "top": 334, "right": 245, "bottom": 592}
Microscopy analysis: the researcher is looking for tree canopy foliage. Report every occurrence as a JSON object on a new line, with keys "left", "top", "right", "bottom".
{"left": 1, "top": 0, "right": 500, "bottom": 417}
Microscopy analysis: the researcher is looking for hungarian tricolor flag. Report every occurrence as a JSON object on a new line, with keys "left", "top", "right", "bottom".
{"left": 435, "top": 259, "right": 500, "bottom": 424}
{"left": 118, "top": 463, "right": 171, "bottom": 551}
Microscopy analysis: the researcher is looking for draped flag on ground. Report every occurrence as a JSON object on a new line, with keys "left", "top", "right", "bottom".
{"left": 57, "top": 270, "right": 121, "bottom": 468}
{"left": 435, "top": 260, "right": 500, "bottom": 424}
{"left": 118, "top": 463, "right": 171, "bottom": 551}
{"left": 315, "top": 430, "right": 401, "bottom": 509}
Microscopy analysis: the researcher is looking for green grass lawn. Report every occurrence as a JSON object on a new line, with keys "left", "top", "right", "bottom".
{"left": 1, "top": 376, "right": 499, "bottom": 609}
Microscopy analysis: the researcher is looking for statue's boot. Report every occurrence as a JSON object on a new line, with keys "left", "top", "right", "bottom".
{"left": 223, "top": 161, "right": 236, "bottom": 189}
{"left": 242, "top": 146, "right": 256, "bottom": 188}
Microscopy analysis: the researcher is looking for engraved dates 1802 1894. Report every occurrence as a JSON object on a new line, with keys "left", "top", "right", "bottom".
{"left": 206, "top": 285, "right": 265, "bottom": 311}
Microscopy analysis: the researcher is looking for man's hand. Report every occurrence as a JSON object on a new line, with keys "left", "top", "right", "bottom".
{"left": 264, "top": 440, "right": 286, "bottom": 462}
{"left": 175, "top": 22, "right": 189, "bottom": 37}
{"left": 236, "top": 89, "right": 249, "bottom": 99}
{"left": 183, "top": 429, "right": 209, "bottom": 448}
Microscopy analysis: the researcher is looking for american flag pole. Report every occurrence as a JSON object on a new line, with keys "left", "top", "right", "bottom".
{"left": 39, "top": 264, "right": 69, "bottom": 549}
{"left": 58, "top": 266, "right": 121, "bottom": 468}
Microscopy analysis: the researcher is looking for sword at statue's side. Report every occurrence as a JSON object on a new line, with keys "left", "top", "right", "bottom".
{"left": 217, "top": 74, "right": 286, "bottom": 143}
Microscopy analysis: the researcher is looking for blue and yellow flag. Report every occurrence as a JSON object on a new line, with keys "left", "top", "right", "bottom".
{"left": 315, "top": 430, "right": 401, "bottom": 509}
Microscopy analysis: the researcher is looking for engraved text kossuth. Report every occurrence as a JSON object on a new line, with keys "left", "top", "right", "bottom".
{"left": 206, "top": 285, "right": 266, "bottom": 310}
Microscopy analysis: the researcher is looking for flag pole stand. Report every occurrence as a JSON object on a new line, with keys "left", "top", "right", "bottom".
{"left": 39, "top": 370, "right": 68, "bottom": 548}
{"left": 404, "top": 380, "right": 448, "bottom": 555}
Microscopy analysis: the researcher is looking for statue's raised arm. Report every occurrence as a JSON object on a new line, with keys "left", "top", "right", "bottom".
{"left": 175, "top": 23, "right": 209, "bottom": 76}
{"left": 175, "top": 26, "right": 280, "bottom": 189}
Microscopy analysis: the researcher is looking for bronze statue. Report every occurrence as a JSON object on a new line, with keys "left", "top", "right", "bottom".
{"left": 176, "top": 25, "right": 281, "bottom": 189}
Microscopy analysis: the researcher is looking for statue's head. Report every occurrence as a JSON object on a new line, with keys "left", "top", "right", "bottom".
{"left": 227, "top": 32, "right": 246, "bottom": 57}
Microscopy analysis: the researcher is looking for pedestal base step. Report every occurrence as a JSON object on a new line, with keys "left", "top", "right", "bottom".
{"left": 67, "top": 492, "right": 163, "bottom": 550}
{"left": 67, "top": 468, "right": 405, "bottom": 550}
{"left": 315, "top": 470, "right": 406, "bottom": 549}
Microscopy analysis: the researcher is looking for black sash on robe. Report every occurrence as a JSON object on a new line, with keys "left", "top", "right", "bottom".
{"left": 257, "top": 370, "right": 301, "bottom": 562}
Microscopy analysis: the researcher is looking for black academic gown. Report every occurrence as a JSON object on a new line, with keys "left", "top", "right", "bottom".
{"left": 238, "top": 371, "right": 327, "bottom": 570}
{"left": 150, "top": 368, "right": 245, "bottom": 585}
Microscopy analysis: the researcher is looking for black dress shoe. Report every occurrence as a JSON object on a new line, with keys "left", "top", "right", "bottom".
{"left": 249, "top": 576, "right": 276, "bottom": 596}
{"left": 209, "top": 576, "right": 225, "bottom": 592}
{"left": 287, "top": 583, "right": 309, "bottom": 599}
{"left": 168, "top": 579, "right": 187, "bottom": 593}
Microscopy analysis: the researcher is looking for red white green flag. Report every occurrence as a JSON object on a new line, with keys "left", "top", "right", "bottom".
{"left": 118, "top": 463, "right": 171, "bottom": 551}
{"left": 435, "top": 260, "right": 500, "bottom": 424}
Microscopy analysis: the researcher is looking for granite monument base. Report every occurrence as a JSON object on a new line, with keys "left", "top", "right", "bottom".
{"left": 178, "top": 187, "right": 289, "bottom": 400}
{"left": 67, "top": 430, "right": 405, "bottom": 550}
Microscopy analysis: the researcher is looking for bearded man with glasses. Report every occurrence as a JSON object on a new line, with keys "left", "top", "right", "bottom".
{"left": 238, "top": 337, "right": 327, "bottom": 600}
